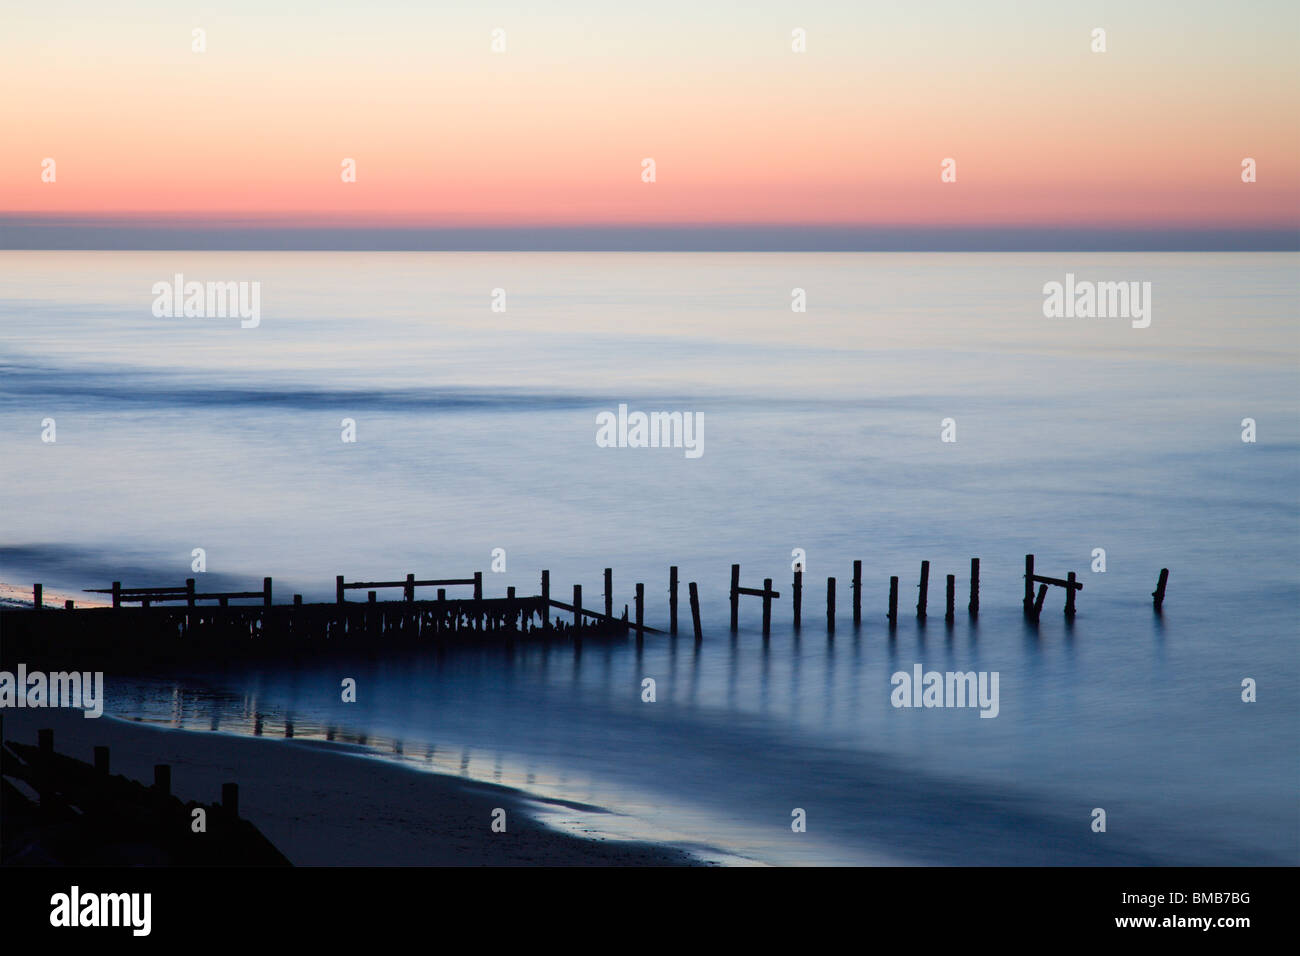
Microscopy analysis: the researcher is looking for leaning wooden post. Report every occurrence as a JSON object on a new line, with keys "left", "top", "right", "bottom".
{"left": 762, "top": 578, "right": 773, "bottom": 637}
{"left": 473, "top": 572, "right": 483, "bottom": 601}
{"left": 186, "top": 578, "right": 196, "bottom": 607}
{"left": 968, "top": 558, "right": 980, "bottom": 618}
{"left": 688, "top": 582, "right": 702, "bottom": 641}
{"left": 405, "top": 573, "right": 415, "bottom": 602}
{"left": 635, "top": 583, "right": 645, "bottom": 640}
{"left": 112, "top": 581, "right": 121, "bottom": 609}
{"left": 541, "top": 570, "right": 551, "bottom": 635}
{"left": 573, "top": 584, "right": 582, "bottom": 632}
{"left": 730, "top": 564, "right": 740, "bottom": 631}
{"left": 826, "top": 577, "right": 836, "bottom": 634}
{"left": 1033, "top": 583, "right": 1048, "bottom": 621}
{"left": 945, "top": 574, "right": 955, "bottom": 623}
{"left": 917, "top": 561, "right": 929, "bottom": 620}
{"left": 888, "top": 576, "right": 899, "bottom": 625}
{"left": 263, "top": 577, "right": 272, "bottom": 608}
{"left": 604, "top": 568, "right": 613, "bottom": 619}
{"left": 1152, "top": 568, "right": 1169, "bottom": 613}
{"left": 852, "top": 560, "right": 862, "bottom": 625}
{"left": 792, "top": 570, "right": 803, "bottom": 630}
{"left": 336, "top": 575, "right": 345, "bottom": 605}
{"left": 1023, "top": 555, "right": 1035, "bottom": 617}
{"left": 669, "top": 566, "right": 678, "bottom": 635}
{"left": 1065, "top": 572, "right": 1077, "bottom": 618}
{"left": 33, "top": 583, "right": 42, "bottom": 610}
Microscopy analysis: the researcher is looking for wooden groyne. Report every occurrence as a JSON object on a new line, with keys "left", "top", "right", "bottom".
{"left": 0, "top": 554, "right": 1170, "bottom": 668}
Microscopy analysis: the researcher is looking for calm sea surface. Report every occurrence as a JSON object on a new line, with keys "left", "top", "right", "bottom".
{"left": 1, "top": 251, "right": 1296, "bottom": 864}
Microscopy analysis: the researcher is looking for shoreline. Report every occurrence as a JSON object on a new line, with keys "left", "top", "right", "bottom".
{"left": 1, "top": 707, "right": 709, "bottom": 866}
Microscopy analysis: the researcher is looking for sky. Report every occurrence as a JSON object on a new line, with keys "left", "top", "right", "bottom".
{"left": 2, "top": 0, "right": 1297, "bottom": 247}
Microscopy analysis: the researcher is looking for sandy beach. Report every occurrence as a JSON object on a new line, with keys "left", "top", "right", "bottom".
{"left": 0, "top": 706, "right": 701, "bottom": 866}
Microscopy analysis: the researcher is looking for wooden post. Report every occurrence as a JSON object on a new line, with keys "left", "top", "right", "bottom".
{"left": 826, "top": 577, "right": 836, "bottom": 634}
{"left": 64, "top": 600, "right": 73, "bottom": 610}
{"left": 222, "top": 782, "right": 239, "bottom": 819}
{"left": 154, "top": 764, "right": 171, "bottom": 796}
{"left": 405, "top": 573, "right": 415, "bottom": 602}
{"left": 187, "top": 577, "right": 196, "bottom": 607}
{"left": 689, "top": 582, "right": 702, "bottom": 641}
{"left": 1033, "top": 583, "right": 1048, "bottom": 620}
{"left": 1152, "top": 568, "right": 1169, "bottom": 612}
{"left": 604, "top": 568, "right": 613, "bottom": 619}
{"left": 730, "top": 564, "right": 740, "bottom": 631}
{"left": 368, "top": 591, "right": 377, "bottom": 603}
{"left": 33, "top": 583, "right": 41, "bottom": 610}
{"left": 888, "top": 576, "right": 899, "bottom": 624}
{"left": 336, "top": 575, "right": 345, "bottom": 604}
{"left": 112, "top": 581, "right": 121, "bottom": 608}
{"left": 917, "top": 561, "right": 929, "bottom": 620}
{"left": 762, "top": 578, "right": 773, "bottom": 636}
{"left": 93, "top": 746, "right": 109, "bottom": 774}
{"left": 264, "top": 577, "right": 272, "bottom": 608}
{"left": 968, "top": 558, "right": 980, "bottom": 618}
{"left": 1023, "top": 555, "right": 1035, "bottom": 617}
{"left": 793, "top": 570, "right": 803, "bottom": 630}
{"left": 474, "top": 572, "right": 483, "bottom": 601}
{"left": 635, "top": 583, "right": 645, "bottom": 640}
{"left": 573, "top": 584, "right": 582, "bottom": 632}
{"left": 1065, "top": 571, "right": 1077, "bottom": 617}
{"left": 293, "top": 594, "right": 302, "bottom": 606}
{"left": 945, "top": 574, "right": 955, "bottom": 623}
{"left": 852, "top": 560, "right": 862, "bottom": 625}
{"left": 541, "top": 570, "right": 550, "bottom": 635}
{"left": 669, "top": 566, "right": 678, "bottom": 635}
{"left": 437, "top": 588, "right": 446, "bottom": 600}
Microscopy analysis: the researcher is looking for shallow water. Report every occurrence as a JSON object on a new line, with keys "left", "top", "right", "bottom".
{"left": 2, "top": 251, "right": 1296, "bottom": 864}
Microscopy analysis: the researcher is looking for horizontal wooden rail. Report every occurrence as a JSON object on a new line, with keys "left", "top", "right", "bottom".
{"left": 735, "top": 586, "right": 781, "bottom": 598}
{"left": 1029, "top": 573, "right": 1083, "bottom": 591}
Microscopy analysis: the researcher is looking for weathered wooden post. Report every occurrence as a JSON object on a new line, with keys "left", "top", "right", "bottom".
{"left": 293, "top": 594, "right": 302, "bottom": 606}
{"left": 264, "top": 577, "right": 272, "bottom": 608}
{"left": 635, "top": 583, "right": 645, "bottom": 640}
{"left": 730, "top": 564, "right": 740, "bottom": 631}
{"left": 33, "top": 583, "right": 42, "bottom": 610}
{"left": 474, "top": 572, "right": 483, "bottom": 601}
{"left": 762, "top": 578, "right": 773, "bottom": 636}
{"left": 1065, "top": 572, "right": 1077, "bottom": 618}
{"left": 917, "top": 561, "right": 929, "bottom": 620}
{"left": 336, "top": 575, "right": 345, "bottom": 604}
{"left": 368, "top": 591, "right": 377, "bottom": 603}
{"left": 793, "top": 569, "right": 803, "bottom": 630}
{"left": 1033, "top": 583, "right": 1048, "bottom": 620}
{"left": 541, "top": 570, "right": 551, "bottom": 635}
{"left": 689, "top": 582, "right": 702, "bottom": 641}
{"left": 1023, "top": 555, "right": 1035, "bottom": 617}
{"left": 437, "top": 588, "right": 446, "bottom": 601}
{"left": 187, "top": 578, "right": 196, "bottom": 607}
{"left": 154, "top": 764, "right": 171, "bottom": 796}
{"left": 604, "top": 568, "right": 613, "bottom": 619}
{"left": 64, "top": 600, "right": 73, "bottom": 610}
{"left": 826, "top": 577, "right": 836, "bottom": 633}
{"left": 888, "top": 576, "right": 898, "bottom": 624}
{"left": 405, "top": 573, "right": 415, "bottom": 602}
{"left": 573, "top": 584, "right": 582, "bottom": 632}
{"left": 112, "top": 581, "right": 121, "bottom": 608}
{"left": 945, "top": 574, "right": 955, "bottom": 623}
{"left": 1152, "top": 568, "right": 1169, "bottom": 613}
{"left": 93, "top": 746, "right": 109, "bottom": 775}
{"left": 968, "top": 558, "right": 980, "bottom": 618}
{"left": 222, "top": 782, "right": 239, "bottom": 819}
{"left": 669, "top": 566, "right": 678, "bottom": 635}
{"left": 852, "top": 560, "right": 862, "bottom": 625}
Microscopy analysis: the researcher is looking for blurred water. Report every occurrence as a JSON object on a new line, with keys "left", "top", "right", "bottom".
{"left": 1, "top": 251, "right": 1296, "bottom": 864}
